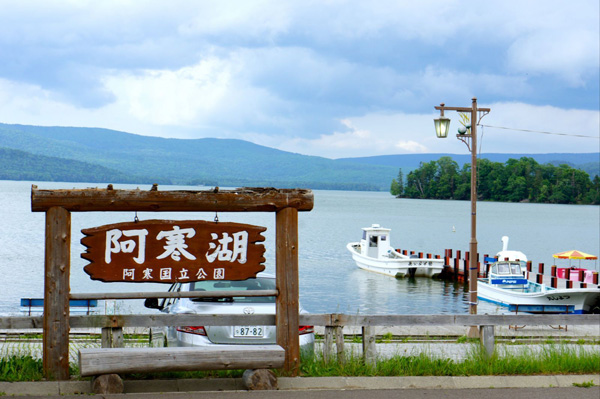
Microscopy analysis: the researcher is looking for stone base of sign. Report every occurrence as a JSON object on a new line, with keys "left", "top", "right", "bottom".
{"left": 92, "top": 374, "right": 124, "bottom": 394}
{"left": 242, "top": 369, "right": 278, "bottom": 390}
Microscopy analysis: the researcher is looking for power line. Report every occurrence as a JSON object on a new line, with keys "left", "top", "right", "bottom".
{"left": 480, "top": 124, "right": 599, "bottom": 139}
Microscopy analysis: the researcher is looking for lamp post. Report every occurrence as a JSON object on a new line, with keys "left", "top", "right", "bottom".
{"left": 434, "top": 98, "right": 490, "bottom": 331}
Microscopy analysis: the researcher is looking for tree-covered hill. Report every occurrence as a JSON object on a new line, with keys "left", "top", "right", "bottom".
{"left": 0, "top": 147, "right": 165, "bottom": 184}
{"left": 0, "top": 123, "right": 395, "bottom": 190}
{"left": 0, "top": 122, "right": 597, "bottom": 190}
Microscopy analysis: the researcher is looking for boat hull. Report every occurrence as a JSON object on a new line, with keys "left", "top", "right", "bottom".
{"left": 478, "top": 279, "right": 600, "bottom": 314}
{"left": 347, "top": 243, "right": 444, "bottom": 278}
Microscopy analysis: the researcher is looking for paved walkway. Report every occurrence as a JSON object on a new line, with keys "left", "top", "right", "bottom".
{"left": 1, "top": 375, "right": 599, "bottom": 396}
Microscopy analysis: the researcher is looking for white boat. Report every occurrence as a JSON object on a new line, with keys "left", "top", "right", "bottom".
{"left": 478, "top": 260, "right": 600, "bottom": 314}
{"left": 346, "top": 224, "right": 444, "bottom": 278}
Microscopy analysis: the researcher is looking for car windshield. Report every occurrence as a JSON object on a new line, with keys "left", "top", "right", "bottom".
{"left": 189, "top": 277, "right": 276, "bottom": 303}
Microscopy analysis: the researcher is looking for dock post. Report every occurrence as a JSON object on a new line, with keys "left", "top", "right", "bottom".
{"left": 566, "top": 280, "right": 573, "bottom": 289}
{"left": 538, "top": 263, "right": 544, "bottom": 275}
{"left": 578, "top": 270, "right": 586, "bottom": 288}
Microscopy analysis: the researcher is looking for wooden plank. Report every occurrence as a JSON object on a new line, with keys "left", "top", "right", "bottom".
{"left": 0, "top": 316, "right": 44, "bottom": 329}
{"left": 3, "top": 312, "right": 600, "bottom": 330}
{"left": 275, "top": 207, "right": 300, "bottom": 375}
{"left": 69, "top": 289, "right": 277, "bottom": 300}
{"left": 298, "top": 313, "right": 600, "bottom": 327}
{"left": 69, "top": 314, "right": 276, "bottom": 328}
{"left": 31, "top": 186, "right": 314, "bottom": 212}
{"left": 78, "top": 345, "right": 285, "bottom": 376}
{"left": 43, "top": 207, "right": 71, "bottom": 380}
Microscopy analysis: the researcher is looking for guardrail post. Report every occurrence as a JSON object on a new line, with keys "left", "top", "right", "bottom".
{"left": 362, "top": 326, "right": 376, "bottom": 366}
{"left": 335, "top": 326, "right": 345, "bottom": 364}
{"left": 323, "top": 326, "right": 334, "bottom": 363}
{"left": 479, "top": 325, "right": 495, "bottom": 358}
{"left": 102, "top": 327, "right": 124, "bottom": 348}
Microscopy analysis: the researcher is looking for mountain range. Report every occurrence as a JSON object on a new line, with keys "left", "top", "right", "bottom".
{"left": 1, "top": 123, "right": 598, "bottom": 191}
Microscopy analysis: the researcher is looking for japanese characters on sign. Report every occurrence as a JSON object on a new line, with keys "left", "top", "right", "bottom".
{"left": 81, "top": 220, "right": 266, "bottom": 283}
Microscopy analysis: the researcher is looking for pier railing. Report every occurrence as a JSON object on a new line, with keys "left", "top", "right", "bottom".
{"left": 395, "top": 248, "right": 600, "bottom": 288}
{"left": 2, "top": 313, "right": 598, "bottom": 366}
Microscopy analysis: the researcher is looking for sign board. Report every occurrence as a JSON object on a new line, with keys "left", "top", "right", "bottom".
{"left": 81, "top": 220, "right": 266, "bottom": 283}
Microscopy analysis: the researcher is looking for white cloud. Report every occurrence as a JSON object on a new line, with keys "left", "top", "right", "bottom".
{"left": 507, "top": 29, "right": 600, "bottom": 86}
{"left": 0, "top": 1, "right": 598, "bottom": 160}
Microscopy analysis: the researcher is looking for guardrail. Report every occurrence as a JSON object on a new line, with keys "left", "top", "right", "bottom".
{"left": 2, "top": 313, "right": 598, "bottom": 365}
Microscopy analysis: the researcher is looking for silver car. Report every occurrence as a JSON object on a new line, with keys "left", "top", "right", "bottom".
{"left": 145, "top": 273, "right": 315, "bottom": 354}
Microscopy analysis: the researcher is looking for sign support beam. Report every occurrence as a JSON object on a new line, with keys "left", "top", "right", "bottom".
{"left": 32, "top": 185, "right": 312, "bottom": 379}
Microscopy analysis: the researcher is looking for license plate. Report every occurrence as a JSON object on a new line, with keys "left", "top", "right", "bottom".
{"left": 234, "top": 326, "right": 264, "bottom": 337}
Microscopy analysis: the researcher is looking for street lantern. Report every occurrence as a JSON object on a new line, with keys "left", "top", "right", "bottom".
{"left": 434, "top": 98, "right": 490, "bottom": 337}
{"left": 434, "top": 116, "right": 450, "bottom": 138}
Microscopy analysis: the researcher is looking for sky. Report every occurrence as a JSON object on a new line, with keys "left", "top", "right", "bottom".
{"left": 0, "top": 0, "right": 598, "bottom": 159}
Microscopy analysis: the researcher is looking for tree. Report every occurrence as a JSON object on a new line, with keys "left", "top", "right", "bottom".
{"left": 390, "top": 168, "right": 404, "bottom": 197}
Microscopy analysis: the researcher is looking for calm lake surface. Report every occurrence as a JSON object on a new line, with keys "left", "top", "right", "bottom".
{"left": 1, "top": 180, "right": 598, "bottom": 316}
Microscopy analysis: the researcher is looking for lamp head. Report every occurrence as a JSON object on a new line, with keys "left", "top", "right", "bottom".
{"left": 434, "top": 116, "right": 450, "bottom": 138}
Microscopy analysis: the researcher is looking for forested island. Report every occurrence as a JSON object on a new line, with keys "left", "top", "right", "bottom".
{"left": 390, "top": 156, "right": 600, "bottom": 205}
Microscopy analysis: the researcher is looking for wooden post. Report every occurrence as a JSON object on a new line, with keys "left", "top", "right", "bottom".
{"left": 536, "top": 273, "right": 543, "bottom": 284}
{"left": 323, "top": 326, "right": 334, "bottom": 363}
{"left": 479, "top": 325, "right": 495, "bottom": 358}
{"left": 102, "top": 327, "right": 124, "bottom": 348}
{"left": 566, "top": 280, "right": 572, "bottom": 289}
{"left": 335, "top": 326, "right": 345, "bottom": 364}
{"left": 579, "top": 270, "right": 586, "bottom": 288}
{"left": 276, "top": 207, "right": 300, "bottom": 376}
{"left": 453, "top": 256, "right": 459, "bottom": 280}
{"left": 362, "top": 326, "right": 376, "bottom": 366}
{"left": 43, "top": 206, "right": 71, "bottom": 380}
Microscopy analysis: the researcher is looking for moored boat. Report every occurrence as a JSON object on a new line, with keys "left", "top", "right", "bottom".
{"left": 478, "top": 260, "right": 600, "bottom": 314}
{"left": 346, "top": 224, "right": 444, "bottom": 278}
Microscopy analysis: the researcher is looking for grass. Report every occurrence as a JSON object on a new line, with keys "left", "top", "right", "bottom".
{"left": 297, "top": 344, "right": 600, "bottom": 377}
{"left": 573, "top": 380, "right": 596, "bottom": 388}
{"left": 1, "top": 343, "right": 598, "bottom": 382}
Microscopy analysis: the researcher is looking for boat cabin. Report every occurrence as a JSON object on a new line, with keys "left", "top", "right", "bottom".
{"left": 487, "top": 261, "right": 528, "bottom": 286}
{"left": 359, "top": 224, "right": 394, "bottom": 259}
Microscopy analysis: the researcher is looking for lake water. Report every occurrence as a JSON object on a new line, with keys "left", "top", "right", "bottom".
{"left": 1, "top": 180, "right": 598, "bottom": 316}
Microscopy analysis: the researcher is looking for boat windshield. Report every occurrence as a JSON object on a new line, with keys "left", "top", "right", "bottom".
{"left": 496, "top": 263, "right": 510, "bottom": 274}
{"left": 510, "top": 263, "right": 522, "bottom": 275}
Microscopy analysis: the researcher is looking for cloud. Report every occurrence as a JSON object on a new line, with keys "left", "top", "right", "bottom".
{"left": 0, "top": 1, "right": 598, "bottom": 159}
{"left": 507, "top": 29, "right": 600, "bottom": 86}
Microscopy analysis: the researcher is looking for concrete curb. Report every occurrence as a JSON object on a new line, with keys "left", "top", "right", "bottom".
{"left": 0, "top": 375, "right": 598, "bottom": 395}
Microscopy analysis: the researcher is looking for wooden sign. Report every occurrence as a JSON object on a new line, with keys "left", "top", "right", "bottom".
{"left": 81, "top": 220, "right": 266, "bottom": 283}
